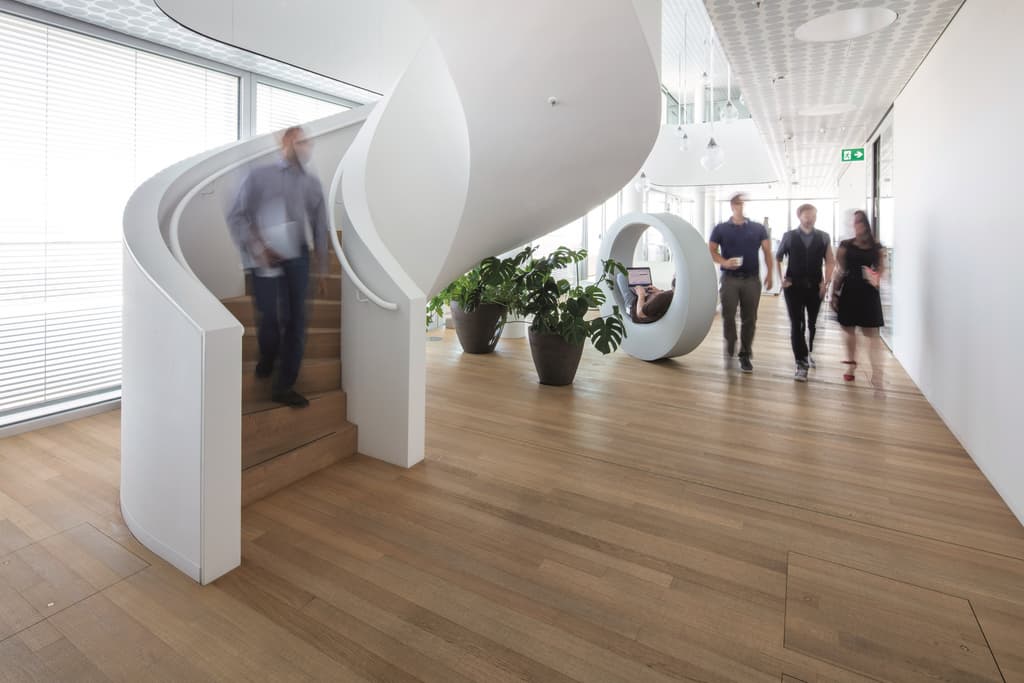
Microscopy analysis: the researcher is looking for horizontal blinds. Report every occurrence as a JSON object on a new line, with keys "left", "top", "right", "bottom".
{"left": 254, "top": 82, "right": 349, "bottom": 135}
{"left": 0, "top": 12, "right": 239, "bottom": 424}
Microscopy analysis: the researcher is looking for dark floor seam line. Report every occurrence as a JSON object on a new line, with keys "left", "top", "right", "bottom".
{"left": 427, "top": 418, "right": 1024, "bottom": 565}
{"left": 967, "top": 598, "right": 1009, "bottom": 683}
{"left": 788, "top": 550, "right": 994, "bottom": 601}
{"left": 0, "top": 562, "right": 149, "bottom": 648}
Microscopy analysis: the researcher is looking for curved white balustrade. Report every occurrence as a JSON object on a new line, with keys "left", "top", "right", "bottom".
{"left": 123, "top": 108, "right": 371, "bottom": 584}
{"left": 600, "top": 213, "right": 717, "bottom": 361}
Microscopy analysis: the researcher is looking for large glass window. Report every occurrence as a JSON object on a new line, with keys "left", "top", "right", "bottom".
{"left": 255, "top": 82, "right": 349, "bottom": 135}
{"left": 0, "top": 12, "right": 239, "bottom": 425}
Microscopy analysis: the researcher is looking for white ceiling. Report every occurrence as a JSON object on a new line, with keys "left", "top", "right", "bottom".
{"left": 705, "top": 0, "right": 963, "bottom": 193}
{"left": 8, "top": 0, "right": 381, "bottom": 103}
{"left": 661, "top": 0, "right": 731, "bottom": 101}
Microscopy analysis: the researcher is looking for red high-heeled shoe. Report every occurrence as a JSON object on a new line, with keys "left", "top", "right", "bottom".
{"left": 842, "top": 361, "right": 857, "bottom": 382}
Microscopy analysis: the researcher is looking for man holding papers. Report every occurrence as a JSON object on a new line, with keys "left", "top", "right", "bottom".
{"left": 228, "top": 126, "right": 329, "bottom": 407}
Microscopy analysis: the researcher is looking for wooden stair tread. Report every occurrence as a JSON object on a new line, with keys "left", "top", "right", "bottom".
{"left": 242, "top": 389, "right": 349, "bottom": 469}
{"left": 243, "top": 326, "right": 338, "bottom": 335}
{"left": 242, "top": 388, "right": 335, "bottom": 415}
{"left": 223, "top": 296, "right": 340, "bottom": 305}
{"left": 242, "top": 422, "right": 356, "bottom": 471}
{"left": 241, "top": 424, "right": 358, "bottom": 507}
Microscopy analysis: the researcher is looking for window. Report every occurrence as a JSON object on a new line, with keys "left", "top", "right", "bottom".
{"left": 254, "top": 83, "right": 349, "bottom": 135}
{"left": 0, "top": 12, "right": 239, "bottom": 425}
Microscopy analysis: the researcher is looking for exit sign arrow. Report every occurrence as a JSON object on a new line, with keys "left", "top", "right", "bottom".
{"left": 842, "top": 148, "right": 865, "bottom": 162}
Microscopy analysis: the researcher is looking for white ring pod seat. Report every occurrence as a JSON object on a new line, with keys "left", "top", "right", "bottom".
{"left": 599, "top": 212, "right": 717, "bottom": 361}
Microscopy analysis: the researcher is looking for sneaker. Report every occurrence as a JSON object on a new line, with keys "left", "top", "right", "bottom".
{"left": 272, "top": 389, "right": 310, "bottom": 408}
{"left": 739, "top": 356, "right": 754, "bottom": 374}
{"left": 807, "top": 354, "right": 816, "bottom": 369}
{"left": 794, "top": 364, "right": 809, "bottom": 382}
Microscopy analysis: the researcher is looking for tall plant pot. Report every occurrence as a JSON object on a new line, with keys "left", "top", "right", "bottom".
{"left": 528, "top": 329, "right": 584, "bottom": 386}
{"left": 450, "top": 302, "right": 506, "bottom": 354}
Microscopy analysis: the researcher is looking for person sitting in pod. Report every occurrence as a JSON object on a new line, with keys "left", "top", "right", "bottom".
{"left": 616, "top": 272, "right": 675, "bottom": 323}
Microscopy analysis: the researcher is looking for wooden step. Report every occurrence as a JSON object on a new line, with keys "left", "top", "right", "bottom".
{"left": 242, "top": 358, "right": 341, "bottom": 406}
{"left": 243, "top": 327, "right": 339, "bottom": 362}
{"left": 242, "top": 390, "right": 348, "bottom": 469}
{"left": 244, "top": 273, "right": 342, "bottom": 301}
{"left": 241, "top": 425, "right": 357, "bottom": 507}
{"left": 223, "top": 296, "right": 340, "bottom": 328}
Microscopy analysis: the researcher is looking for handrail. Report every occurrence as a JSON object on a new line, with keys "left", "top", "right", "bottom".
{"left": 168, "top": 114, "right": 397, "bottom": 312}
{"left": 327, "top": 156, "right": 398, "bottom": 311}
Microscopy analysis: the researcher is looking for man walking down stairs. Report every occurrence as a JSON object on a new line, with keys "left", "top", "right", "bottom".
{"left": 227, "top": 125, "right": 330, "bottom": 408}
{"left": 222, "top": 234, "right": 357, "bottom": 505}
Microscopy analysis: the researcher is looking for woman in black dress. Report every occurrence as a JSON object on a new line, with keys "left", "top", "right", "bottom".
{"left": 832, "top": 210, "right": 885, "bottom": 386}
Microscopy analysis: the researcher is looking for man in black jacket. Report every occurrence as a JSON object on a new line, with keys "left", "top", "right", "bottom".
{"left": 776, "top": 204, "right": 835, "bottom": 382}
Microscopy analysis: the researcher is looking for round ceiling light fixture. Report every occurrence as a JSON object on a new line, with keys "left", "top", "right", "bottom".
{"left": 795, "top": 7, "right": 898, "bottom": 43}
{"left": 798, "top": 103, "right": 856, "bottom": 117}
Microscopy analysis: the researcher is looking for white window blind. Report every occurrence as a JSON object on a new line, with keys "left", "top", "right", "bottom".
{"left": 255, "top": 82, "right": 348, "bottom": 135}
{"left": 0, "top": 12, "right": 239, "bottom": 425}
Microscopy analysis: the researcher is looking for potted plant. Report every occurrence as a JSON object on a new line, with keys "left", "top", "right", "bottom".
{"left": 515, "top": 247, "right": 627, "bottom": 385}
{"left": 426, "top": 247, "right": 534, "bottom": 354}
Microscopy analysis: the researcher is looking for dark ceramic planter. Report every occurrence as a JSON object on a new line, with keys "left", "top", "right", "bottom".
{"left": 528, "top": 329, "right": 584, "bottom": 386}
{"left": 450, "top": 301, "right": 507, "bottom": 354}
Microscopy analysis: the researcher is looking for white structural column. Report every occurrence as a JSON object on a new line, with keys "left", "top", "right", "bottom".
{"left": 623, "top": 173, "right": 644, "bottom": 215}
{"left": 693, "top": 189, "right": 707, "bottom": 237}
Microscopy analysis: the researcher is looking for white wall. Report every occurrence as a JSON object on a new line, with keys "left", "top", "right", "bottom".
{"left": 836, "top": 160, "right": 866, "bottom": 242}
{"left": 894, "top": 0, "right": 1024, "bottom": 524}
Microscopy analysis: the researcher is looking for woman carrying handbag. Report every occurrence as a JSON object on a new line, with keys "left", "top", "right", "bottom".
{"left": 831, "top": 210, "right": 886, "bottom": 387}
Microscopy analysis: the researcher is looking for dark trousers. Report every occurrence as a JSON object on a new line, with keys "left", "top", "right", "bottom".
{"left": 783, "top": 282, "right": 822, "bottom": 365}
{"left": 720, "top": 274, "right": 762, "bottom": 358}
{"left": 251, "top": 253, "right": 309, "bottom": 393}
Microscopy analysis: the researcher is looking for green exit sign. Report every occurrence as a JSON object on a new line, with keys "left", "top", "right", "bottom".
{"left": 841, "top": 148, "right": 865, "bottom": 162}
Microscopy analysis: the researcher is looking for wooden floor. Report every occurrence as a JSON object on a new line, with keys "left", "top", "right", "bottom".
{"left": 2, "top": 296, "right": 1023, "bottom": 682}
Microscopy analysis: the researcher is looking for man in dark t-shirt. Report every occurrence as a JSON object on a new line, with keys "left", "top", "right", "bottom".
{"left": 708, "top": 193, "right": 773, "bottom": 373}
{"left": 776, "top": 203, "right": 835, "bottom": 381}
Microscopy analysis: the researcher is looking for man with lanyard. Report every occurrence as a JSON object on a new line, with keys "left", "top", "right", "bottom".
{"left": 709, "top": 193, "right": 774, "bottom": 373}
{"left": 776, "top": 203, "right": 835, "bottom": 382}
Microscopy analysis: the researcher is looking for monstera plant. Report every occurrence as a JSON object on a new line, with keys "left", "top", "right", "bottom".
{"left": 514, "top": 247, "right": 627, "bottom": 385}
{"left": 426, "top": 247, "right": 534, "bottom": 353}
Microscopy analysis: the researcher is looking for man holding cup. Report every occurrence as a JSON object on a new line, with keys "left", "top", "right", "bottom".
{"left": 709, "top": 193, "right": 773, "bottom": 373}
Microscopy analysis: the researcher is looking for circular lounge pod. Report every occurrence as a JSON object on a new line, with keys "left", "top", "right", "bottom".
{"left": 599, "top": 212, "right": 717, "bottom": 361}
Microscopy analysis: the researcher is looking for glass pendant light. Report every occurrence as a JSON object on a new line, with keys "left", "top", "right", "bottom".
{"left": 676, "top": 13, "right": 690, "bottom": 152}
{"left": 723, "top": 65, "right": 739, "bottom": 123}
{"left": 701, "top": 28, "right": 725, "bottom": 170}
{"left": 701, "top": 137, "right": 725, "bottom": 170}
{"left": 633, "top": 172, "right": 648, "bottom": 193}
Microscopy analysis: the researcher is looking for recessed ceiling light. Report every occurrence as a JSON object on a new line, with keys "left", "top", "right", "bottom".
{"left": 795, "top": 8, "right": 898, "bottom": 43}
{"left": 799, "top": 104, "right": 856, "bottom": 116}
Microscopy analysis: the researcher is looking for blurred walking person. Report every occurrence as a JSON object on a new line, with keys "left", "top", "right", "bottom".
{"left": 832, "top": 210, "right": 886, "bottom": 387}
{"left": 709, "top": 193, "right": 774, "bottom": 373}
{"left": 227, "top": 126, "right": 329, "bottom": 407}
{"left": 777, "top": 203, "right": 835, "bottom": 381}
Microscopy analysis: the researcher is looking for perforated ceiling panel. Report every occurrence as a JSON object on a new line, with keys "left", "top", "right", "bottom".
{"left": 8, "top": 0, "right": 380, "bottom": 103}
{"left": 705, "top": 0, "right": 962, "bottom": 193}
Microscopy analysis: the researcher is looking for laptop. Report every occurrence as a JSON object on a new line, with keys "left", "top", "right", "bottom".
{"left": 626, "top": 266, "right": 653, "bottom": 288}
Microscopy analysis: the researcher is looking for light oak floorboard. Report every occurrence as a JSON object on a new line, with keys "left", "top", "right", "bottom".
{"left": 0, "top": 296, "right": 1022, "bottom": 682}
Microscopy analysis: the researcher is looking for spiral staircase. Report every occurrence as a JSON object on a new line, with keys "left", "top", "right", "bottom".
{"left": 122, "top": 0, "right": 663, "bottom": 584}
